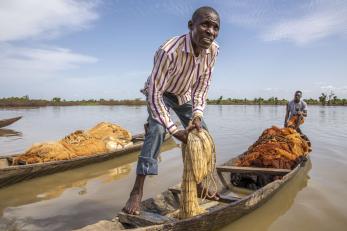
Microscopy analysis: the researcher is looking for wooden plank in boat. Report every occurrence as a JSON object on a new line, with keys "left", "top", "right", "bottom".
{"left": 0, "top": 158, "right": 9, "bottom": 168}
{"left": 216, "top": 166, "right": 291, "bottom": 175}
{"left": 118, "top": 211, "right": 176, "bottom": 228}
{"left": 168, "top": 187, "right": 240, "bottom": 203}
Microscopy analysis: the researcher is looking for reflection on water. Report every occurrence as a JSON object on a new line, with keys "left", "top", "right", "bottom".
{"left": 0, "top": 105, "right": 347, "bottom": 231}
{"left": 219, "top": 160, "right": 312, "bottom": 231}
{"left": 0, "top": 138, "right": 177, "bottom": 231}
{"left": 0, "top": 138, "right": 177, "bottom": 216}
{"left": 0, "top": 129, "right": 22, "bottom": 138}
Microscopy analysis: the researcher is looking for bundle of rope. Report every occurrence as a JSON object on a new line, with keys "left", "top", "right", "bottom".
{"left": 179, "top": 128, "right": 217, "bottom": 219}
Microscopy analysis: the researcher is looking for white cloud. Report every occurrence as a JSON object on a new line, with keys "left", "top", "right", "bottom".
{"left": 0, "top": 0, "right": 99, "bottom": 42}
{"left": 0, "top": 0, "right": 100, "bottom": 81}
{"left": 263, "top": 87, "right": 280, "bottom": 92}
{"left": 0, "top": 43, "right": 97, "bottom": 73}
{"left": 262, "top": 2, "right": 347, "bottom": 44}
{"left": 219, "top": 0, "right": 347, "bottom": 45}
{"left": 318, "top": 84, "right": 347, "bottom": 97}
{"left": 320, "top": 85, "right": 347, "bottom": 91}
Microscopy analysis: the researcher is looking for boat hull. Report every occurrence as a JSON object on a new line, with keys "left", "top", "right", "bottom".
{"left": 0, "top": 116, "right": 22, "bottom": 128}
{"left": 117, "top": 157, "right": 310, "bottom": 231}
{"left": 0, "top": 134, "right": 171, "bottom": 188}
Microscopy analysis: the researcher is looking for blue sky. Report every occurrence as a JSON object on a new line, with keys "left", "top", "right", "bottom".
{"left": 0, "top": 0, "right": 346, "bottom": 100}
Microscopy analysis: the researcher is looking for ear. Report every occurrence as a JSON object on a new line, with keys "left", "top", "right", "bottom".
{"left": 188, "top": 20, "right": 193, "bottom": 31}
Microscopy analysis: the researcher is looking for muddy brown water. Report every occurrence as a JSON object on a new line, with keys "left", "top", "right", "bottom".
{"left": 0, "top": 105, "right": 346, "bottom": 231}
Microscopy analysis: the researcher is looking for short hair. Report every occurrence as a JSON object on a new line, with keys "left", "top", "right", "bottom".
{"left": 295, "top": 90, "right": 302, "bottom": 95}
{"left": 192, "top": 6, "right": 219, "bottom": 22}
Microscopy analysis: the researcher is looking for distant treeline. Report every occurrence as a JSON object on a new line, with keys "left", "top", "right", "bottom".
{"left": 1, "top": 93, "right": 346, "bottom": 107}
{"left": 207, "top": 94, "right": 347, "bottom": 106}
{"left": 0, "top": 96, "right": 146, "bottom": 107}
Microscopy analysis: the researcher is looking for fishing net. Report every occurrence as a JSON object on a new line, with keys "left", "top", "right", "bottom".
{"left": 180, "top": 129, "right": 217, "bottom": 219}
{"left": 60, "top": 130, "right": 107, "bottom": 156}
{"left": 88, "top": 122, "right": 132, "bottom": 141}
{"left": 13, "top": 142, "right": 76, "bottom": 164}
{"left": 235, "top": 126, "right": 310, "bottom": 169}
{"left": 12, "top": 122, "right": 132, "bottom": 165}
{"left": 287, "top": 115, "right": 304, "bottom": 128}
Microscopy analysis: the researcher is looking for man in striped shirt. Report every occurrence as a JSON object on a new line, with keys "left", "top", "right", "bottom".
{"left": 123, "top": 6, "right": 220, "bottom": 215}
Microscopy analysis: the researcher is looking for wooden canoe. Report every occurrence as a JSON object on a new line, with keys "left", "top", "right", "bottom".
{"left": 110, "top": 155, "right": 311, "bottom": 231}
{"left": 0, "top": 133, "right": 171, "bottom": 188}
{"left": 0, "top": 116, "right": 22, "bottom": 128}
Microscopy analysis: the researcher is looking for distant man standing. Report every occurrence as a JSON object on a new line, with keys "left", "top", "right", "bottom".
{"left": 123, "top": 6, "right": 220, "bottom": 215}
{"left": 284, "top": 90, "right": 308, "bottom": 133}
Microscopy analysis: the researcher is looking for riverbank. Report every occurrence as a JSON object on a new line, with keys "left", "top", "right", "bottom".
{"left": 1, "top": 96, "right": 346, "bottom": 107}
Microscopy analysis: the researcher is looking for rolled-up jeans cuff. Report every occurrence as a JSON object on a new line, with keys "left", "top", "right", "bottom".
{"left": 136, "top": 156, "right": 158, "bottom": 175}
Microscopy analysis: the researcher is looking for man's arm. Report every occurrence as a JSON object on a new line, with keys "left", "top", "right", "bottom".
{"left": 298, "top": 102, "right": 308, "bottom": 117}
{"left": 191, "top": 52, "right": 218, "bottom": 126}
{"left": 147, "top": 49, "right": 178, "bottom": 134}
{"left": 284, "top": 103, "right": 289, "bottom": 127}
{"left": 302, "top": 102, "right": 308, "bottom": 117}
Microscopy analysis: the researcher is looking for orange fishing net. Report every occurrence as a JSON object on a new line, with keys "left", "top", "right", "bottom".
{"left": 287, "top": 115, "right": 304, "bottom": 128}
{"left": 88, "top": 122, "right": 132, "bottom": 141}
{"left": 235, "top": 126, "right": 310, "bottom": 169}
{"left": 60, "top": 130, "right": 107, "bottom": 156}
{"left": 13, "top": 142, "right": 76, "bottom": 164}
{"left": 13, "top": 122, "right": 132, "bottom": 164}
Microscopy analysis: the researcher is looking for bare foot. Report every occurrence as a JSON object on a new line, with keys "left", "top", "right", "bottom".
{"left": 197, "top": 183, "right": 220, "bottom": 201}
{"left": 122, "top": 190, "right": 143, "bottom": 215}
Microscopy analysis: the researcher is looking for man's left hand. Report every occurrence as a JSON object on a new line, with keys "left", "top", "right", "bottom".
{"left": 188, "top": 117, "right": 202, "bottom": 132}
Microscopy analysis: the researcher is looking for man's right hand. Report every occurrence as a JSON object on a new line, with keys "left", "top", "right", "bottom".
{"left": 173, "top": 129, "right": 188, "bottom": 144}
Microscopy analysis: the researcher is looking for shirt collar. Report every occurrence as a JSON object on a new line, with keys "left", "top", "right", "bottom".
{"left": 182, "top": 33, "right": 211, "bottom": 55}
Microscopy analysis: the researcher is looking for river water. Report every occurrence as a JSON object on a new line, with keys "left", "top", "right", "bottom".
{"left": 0, "top": 105, "right": 346, "bottom": 231}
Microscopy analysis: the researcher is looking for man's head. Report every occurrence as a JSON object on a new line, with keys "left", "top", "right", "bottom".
{"left": 294, "top": 90, "right": 302, "bottom": 102}
{"left": 188, "top": 6, "right": 220, "bottom": 54}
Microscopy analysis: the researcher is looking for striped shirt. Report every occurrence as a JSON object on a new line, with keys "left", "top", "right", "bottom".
{"left": 144, "top": 34, "right": 219, "bottom": 134}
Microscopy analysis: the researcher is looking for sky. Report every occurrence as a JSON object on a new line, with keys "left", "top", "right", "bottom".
{"left": 0, "top": 0, "right": 346, "bottom": 100}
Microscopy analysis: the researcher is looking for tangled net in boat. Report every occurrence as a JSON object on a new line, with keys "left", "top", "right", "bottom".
{"left": 13, "top": 122, "right": 132, "bottom": 164}
{"left": 88, "top": 122, "right": 132, "bottom": 141}
{"left": 60, "top": 130, "right": 107, "bottom": 156}
{"left": 180, "top": 129, "right": 216, "bottom": 219}
{"left": 13, "top": 142, "right": 76, "bottom": 164}
{"left": 235, "top": 126, "right": 310, "bottom": 170}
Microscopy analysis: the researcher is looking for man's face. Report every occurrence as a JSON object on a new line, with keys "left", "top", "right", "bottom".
{"left": 189, "top": 11, "right": 220, "bottom": 50}
{"left": 294, "top": 92, "right": 302, "bottom": 102}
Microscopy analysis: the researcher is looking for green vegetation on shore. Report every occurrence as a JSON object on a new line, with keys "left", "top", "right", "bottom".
{"left": 207, "top": 93, "right": 347, "bottom": 106}
{"left": 0, "top": 96, "right": 146, "bottom": 107}
{"left": 1, "top": 93, "right": 346, "bottom": 107}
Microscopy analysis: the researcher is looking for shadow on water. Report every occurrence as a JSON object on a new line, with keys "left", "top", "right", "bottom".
{"left": 219, "top": 159, "right": 312, "bottom": 231}
{"left": 0, "top": 138, "right": 177, "bottom": 216}
{"left": 0, "top": 129, "right": 22, "bottom": 138}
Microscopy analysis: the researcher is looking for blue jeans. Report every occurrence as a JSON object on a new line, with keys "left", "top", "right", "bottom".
{"left": 136, "top": 93, "right": 207, "bottom": 175}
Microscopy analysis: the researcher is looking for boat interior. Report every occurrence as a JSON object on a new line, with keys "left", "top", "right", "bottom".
{"left": 118, "top": 157, "right": 295, "bottom": 229}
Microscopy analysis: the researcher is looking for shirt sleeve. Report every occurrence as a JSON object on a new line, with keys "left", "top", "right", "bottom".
{"left": 147, "top": 49, "right": 178, "bottom": 134}
{"left": 191, "top": 51, "right": 218, "bottom": 119}
{"left": 302, "top": 101, "right": 308, "bottom": 111}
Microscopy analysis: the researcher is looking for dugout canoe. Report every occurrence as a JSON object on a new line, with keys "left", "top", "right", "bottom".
{"left": 107, "top": 154, "right": 311, "bottom": 231}
{"left": 0, "top": 133, "right": 171, "bottom": 188}
{"left": 0, "top": 116, "right": 22, "bottom": 128}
